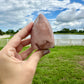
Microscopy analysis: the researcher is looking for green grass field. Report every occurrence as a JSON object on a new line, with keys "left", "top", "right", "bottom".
{"left": 0, "top": 46, "right": 84, "bottom": 84}
{"left": 20, "top": 46, "right": 84, "bottom": 84}
{"left": 0, "top": 39, "right": 8, "bottom": 47}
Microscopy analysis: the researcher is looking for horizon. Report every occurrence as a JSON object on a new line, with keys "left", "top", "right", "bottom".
{"left": 0, "top": 0, "right": 84, "bottom": 32}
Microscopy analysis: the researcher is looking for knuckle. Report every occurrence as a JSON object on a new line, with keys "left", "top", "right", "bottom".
{"left": 5, "top": 47, "right": 16, "bottom": 57}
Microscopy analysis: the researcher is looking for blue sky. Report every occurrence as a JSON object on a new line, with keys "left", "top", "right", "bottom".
{"left": 0, "top": 0, "right": 84, "bottom": 32}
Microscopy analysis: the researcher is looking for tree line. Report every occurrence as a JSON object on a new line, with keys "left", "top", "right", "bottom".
{"left": 54, "top": 28, "right": 84, "bottom": 34}
{"left": 0, "top": 28, "right": 84, "bottom": 35}
{"left": 0, "top": 28, "right": 21, "bottom": 35}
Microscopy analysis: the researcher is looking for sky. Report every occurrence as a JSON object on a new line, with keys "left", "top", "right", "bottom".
{"left": 0, "top": 0, "right": 84, "bottom": 32}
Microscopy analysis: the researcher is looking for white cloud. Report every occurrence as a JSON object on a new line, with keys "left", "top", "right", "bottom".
{"left": 56, "top": 9, "right": 84, "bottom": 22}
{"left": 54, "top": 6, "right": 84, "bottom": 31}
{"left": 0, "top": 0, "right": 84, "bottom": 31}
{"left": 67, "top": 2, "right": 83, "bottom": 9}
{"left": 0, "top": 0, "right": 70, "bottom": 31}
{"left": 52, "top": 19, "right": 84, "bottom": 31}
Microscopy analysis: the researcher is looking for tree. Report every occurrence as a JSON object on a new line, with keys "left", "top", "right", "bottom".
{"left": 0, "top": 29, "right": 4, "bottom": 35}
{"left": 79, "top": 30, "right": 83, "bottom": 33}
{"left": 70, "top": 29, "right": 78, "bottom": 33}
{"left": 15, "top": 28, "right": 22, "bottom": 33}
{"left": 62, "top": 28, "right": 70, "bottom": 33}
{"left": 57, "top": 28, "right": 70, "bottom": 33}
{"left": 6, "top": 29, "right": 15, "bottom": 34}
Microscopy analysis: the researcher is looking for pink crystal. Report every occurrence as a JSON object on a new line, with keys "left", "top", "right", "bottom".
{"left": 31, "top": 14, "right": 55, "bottom": 50}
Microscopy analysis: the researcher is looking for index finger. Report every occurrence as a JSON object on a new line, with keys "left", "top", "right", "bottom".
{"left": 7, "top": 22, "right": 33, "bottom": 48}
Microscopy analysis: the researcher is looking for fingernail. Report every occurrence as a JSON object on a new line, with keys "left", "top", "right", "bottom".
{"left": 43, "top": 49, "right": 50, "bottom": 55}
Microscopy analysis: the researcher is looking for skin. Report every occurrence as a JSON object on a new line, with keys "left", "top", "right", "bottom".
{"left": 0, "top": 22, "right": 49, "bottom": 84}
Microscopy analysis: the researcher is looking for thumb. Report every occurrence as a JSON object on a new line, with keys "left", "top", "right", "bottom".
{"left": 28, "top": 49, "right": 50, "bottom": 62}
{"left": 25, "top": 49, "right": 50, "bottom": 71}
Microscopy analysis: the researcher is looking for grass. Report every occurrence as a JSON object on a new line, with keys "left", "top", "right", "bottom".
{"left": 3, "top": 35, "right": 13, "bottom": 39}
{"left": 0, "top": 39, "right": 9, "bottom": 47}
{"left": 20, "top": 46, "right": 84, "bottom": 84}
{"left": 0, "top": 46, "right": 84, "bottom": 84}
{"left": 0, "top": 36, "right": 13, "bottom": 47}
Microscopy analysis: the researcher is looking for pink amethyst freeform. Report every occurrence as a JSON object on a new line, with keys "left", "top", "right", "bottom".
{"left": 31, "top": 14, "right": 55, "bottom": 50}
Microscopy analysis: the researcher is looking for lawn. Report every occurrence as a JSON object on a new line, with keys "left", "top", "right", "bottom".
{"left": 0, "top": 46, "right": 84, "bottom": 84}
{"left": 0, "top": 39, "right": 8, "bottom": 47}
{"left": 21, "top": 46, "right": 84, "bottom": 84}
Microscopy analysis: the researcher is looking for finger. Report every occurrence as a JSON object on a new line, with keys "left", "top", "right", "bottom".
{"left": 15, "top": 53, "right": 22, "bottom": 60}
{"left": 20, "top": 47, "right": 33, "bottom": 60}
{"left": 25, "top": 49, "right": 50, "bottom": 72}
{"left": 7, "top": 22, "right": 33, "bottom": 48}
{"left": 16, "top": 38, "right": 31, "bottom": 52}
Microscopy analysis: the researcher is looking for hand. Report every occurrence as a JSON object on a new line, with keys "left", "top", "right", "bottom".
{"left": 0, "top": 22, "right": 49, "bottom": 84}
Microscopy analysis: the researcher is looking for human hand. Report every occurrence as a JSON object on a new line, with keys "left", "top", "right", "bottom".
{"left": 0, "top": 22, "right": 49, "bottom": 84}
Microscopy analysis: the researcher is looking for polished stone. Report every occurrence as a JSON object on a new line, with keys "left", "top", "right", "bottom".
{"left": 31, "top": 14, "right": 55, "bottom": 50}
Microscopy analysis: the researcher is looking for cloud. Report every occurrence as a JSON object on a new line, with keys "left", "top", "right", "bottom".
{"left": 52, "top": 19, "right": 84, "bottom": 32}
{"left": 0, "top": 0, "right": 84, "bottom": 32}
{"left": 56, "top": 9, "right": 84, "bottom": 22}
{"left": 67, "top": 2, "right": 83, "bottom": 9}
{"left": 0, "top": 0, "right": 70, "bottom": 31}
{"left": 54, "top": 4, "right": 84, "bottom": 31}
